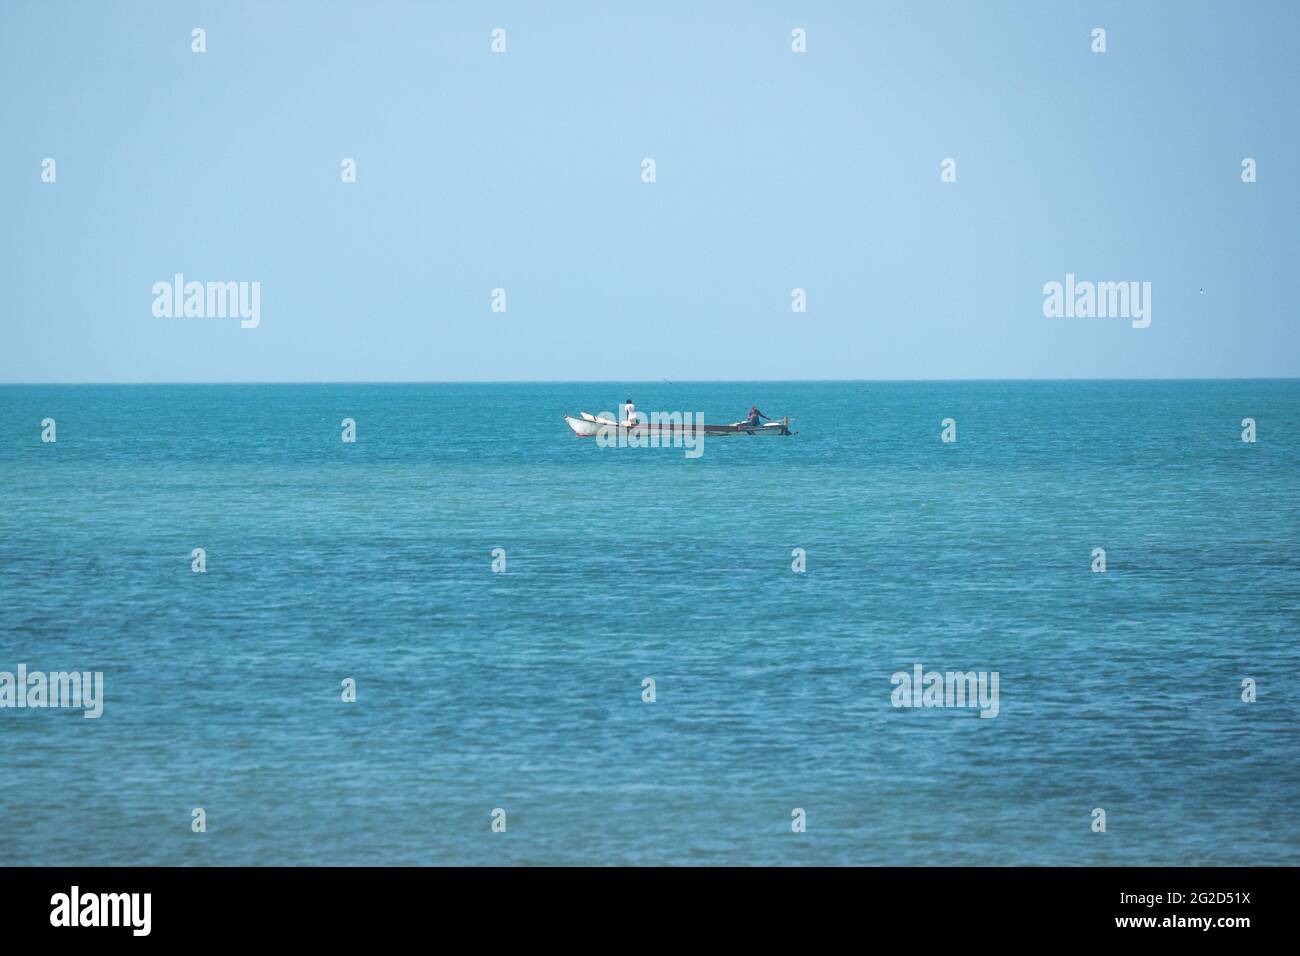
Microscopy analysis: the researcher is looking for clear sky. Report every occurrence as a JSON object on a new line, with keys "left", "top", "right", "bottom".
{"left": 2, "top": 1, "right": 1297, "bottom": 382}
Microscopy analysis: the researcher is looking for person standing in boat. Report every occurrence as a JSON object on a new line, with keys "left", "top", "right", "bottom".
{"left": 744, "top": 405, "right": 771, "bottom": 427}
{"left": 620, "top": 398, "right": 637, "bottom": 426}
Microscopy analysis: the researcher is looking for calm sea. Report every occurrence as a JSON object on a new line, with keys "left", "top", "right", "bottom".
{"left": 1, "top": 381, "right": 1297, "bottom": 865}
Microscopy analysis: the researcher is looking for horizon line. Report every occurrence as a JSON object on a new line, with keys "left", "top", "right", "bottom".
{"left": 0, "top": 376, "right": 1298, "bottom": 387}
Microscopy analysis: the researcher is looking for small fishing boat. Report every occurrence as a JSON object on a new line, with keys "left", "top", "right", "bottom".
{"left": 564, "top": 412, "right": 793, "bottom": 437}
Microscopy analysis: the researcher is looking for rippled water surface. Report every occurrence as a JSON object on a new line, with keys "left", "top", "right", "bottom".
{"left": 1, "top": 381, "right": 1297, "bottom": 864}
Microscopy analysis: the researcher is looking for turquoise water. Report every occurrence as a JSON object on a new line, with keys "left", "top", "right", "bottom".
{"left": 1, "top": 381, "right": 1297, "bottom": 865}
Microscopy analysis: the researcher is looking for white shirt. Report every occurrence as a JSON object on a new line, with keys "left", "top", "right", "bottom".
{"left": 621, "top": 402, "right": 636, "bottom": 424}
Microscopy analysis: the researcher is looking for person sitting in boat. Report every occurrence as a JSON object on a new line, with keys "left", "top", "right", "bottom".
{"left": 744, "top": 405, "right": 771, "bottom": 427}
{"left": 620, "top": 399, "right": 637, "bottom": 426}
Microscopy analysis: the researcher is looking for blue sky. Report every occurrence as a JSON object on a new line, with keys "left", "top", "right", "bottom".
{"left": 2, "top": 1, "right": 1297, "bottom": 382}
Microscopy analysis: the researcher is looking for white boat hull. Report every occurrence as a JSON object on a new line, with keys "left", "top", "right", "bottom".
{"left": 564, "top": 415, "right": 792, "bottom": 437}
